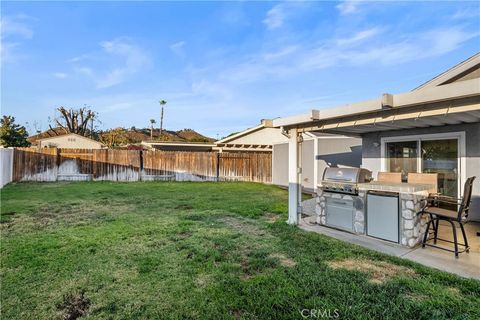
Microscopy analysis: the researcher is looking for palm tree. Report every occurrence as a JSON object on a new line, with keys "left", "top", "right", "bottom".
{"left": 149, "top": 119, "right": 156, "bottom": 140}
{"left": 159, "top": 100, "right": 167, "bottom": 140}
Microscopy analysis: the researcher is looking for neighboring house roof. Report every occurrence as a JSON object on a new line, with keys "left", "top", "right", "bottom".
{"left": 216, "top": 119, "right": 273, "bottom": 144}
{"left": 36, "top": 133, "right": 104, "bottom": 147}
{"left": 214, "top": 119, "right": 288, "bottom": 152}
{"left": 414, "top": 52, "right": 480, "bottom": 91}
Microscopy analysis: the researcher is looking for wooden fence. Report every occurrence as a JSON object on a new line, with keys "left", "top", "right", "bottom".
{"left": 12, "top": 148, "right": 272, "bottom": 183}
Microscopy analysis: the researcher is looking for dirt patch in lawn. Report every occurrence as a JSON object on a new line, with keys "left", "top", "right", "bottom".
{"left": 327, "top": 258, "right": 416, "bottom": 284}
{"left": 263, "top": 213, "right": 281, "bottom": 224}
{"left": 269, "top": 253, "right": 296, "bottom": 267}
{"left": 2, "top": 203, "right": 122, "bottom": 232}
{"left": 220, "top": 216, "right": 266, "bottom": 236}
{"left": 57, "top": 291, "right": 90, "bottom": 320}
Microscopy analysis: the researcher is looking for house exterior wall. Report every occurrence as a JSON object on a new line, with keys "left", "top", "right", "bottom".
{"left": 38, "top": 134, "right": 103, "bottom": 149}
{"left": 315, "top": 137, "right": 362, "bottom": 184}
{"left": 273, "top": 137, "right": 362, "bottom": 191}
{"left": 361, "top": 122, "right": 480, "bottom": 221}
{"left": 272, "top": 143, "right": 289, "bottom": 187}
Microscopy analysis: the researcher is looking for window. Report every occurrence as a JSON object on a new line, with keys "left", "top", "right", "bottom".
{"left": 382, "top": 132, "right": 464, "bottom": 198}
{"left": 386, "top": 141, "right": 417, "bottom": 182}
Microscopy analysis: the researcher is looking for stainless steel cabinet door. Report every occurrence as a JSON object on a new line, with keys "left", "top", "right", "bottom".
{"left": 326, "top": 198, "right": 354, "bottom": 232}
{"left": 367, "top": 194, "right": 399, "bottom": 242}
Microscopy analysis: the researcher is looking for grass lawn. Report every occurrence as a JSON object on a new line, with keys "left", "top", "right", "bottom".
{"left": 1, "top": 182, "right": 479, "bottom": 319}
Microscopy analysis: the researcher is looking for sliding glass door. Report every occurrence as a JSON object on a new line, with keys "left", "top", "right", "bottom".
{"left": 384, "top": 135, "right": 461, "bottom": 198}
{"left": 422, "top": 139, "right": 458, "bottom": 197}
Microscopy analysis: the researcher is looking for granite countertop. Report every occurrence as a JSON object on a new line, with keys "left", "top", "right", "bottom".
{"left": 357, "top": 182, "right": 433, "bottom": 193}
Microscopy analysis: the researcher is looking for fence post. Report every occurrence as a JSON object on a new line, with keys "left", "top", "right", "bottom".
{"left": 139, "top": 150, "right": 144, "bottom": 181}
{"left": 55, "top": 148, "right": 60, "bottom": 181}
{"left": 216, "top": 152, "right": 220, "bottom": 181}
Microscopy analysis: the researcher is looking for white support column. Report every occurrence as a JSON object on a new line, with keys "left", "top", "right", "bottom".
{"left": 288, "top": 128, "right": 301, "bottom": 225}
{"left": 313, "top": 135, "right": 319, "bottom": 194}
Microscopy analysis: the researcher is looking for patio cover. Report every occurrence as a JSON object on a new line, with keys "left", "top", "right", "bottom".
{"left": 272, "top": 77, "right": 480, "bottom": 225}
{"left": 273, "top": 78, "right": 480, "bottom": 135}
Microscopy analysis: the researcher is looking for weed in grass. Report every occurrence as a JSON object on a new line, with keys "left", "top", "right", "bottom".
{"left": 269, "top": 253, "right": 296, "bottom": 268}
{"left": 56, "top": 290, "right": 90, "bottom": 320}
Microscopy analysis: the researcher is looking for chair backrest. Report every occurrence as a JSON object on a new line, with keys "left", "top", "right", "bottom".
{"left": 408, "top": 173, "right": 438, "bottom": 194}
{"left": 459, "top": 176, "right": 476, "bottom": 219}
{"left": 377, "top": 172, "right": 402, "bottom": 183}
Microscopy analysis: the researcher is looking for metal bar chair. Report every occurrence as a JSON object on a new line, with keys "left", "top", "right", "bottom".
{"left": 419, "top": 176, "right": 476, "bottom": 258}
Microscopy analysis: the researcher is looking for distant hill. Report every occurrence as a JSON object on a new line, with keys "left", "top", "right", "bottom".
{"left": 28, "top": 127, "right": 215, "bottom": 145}
{"left": 124, "top": 128, "right": 215, "bottom": 143}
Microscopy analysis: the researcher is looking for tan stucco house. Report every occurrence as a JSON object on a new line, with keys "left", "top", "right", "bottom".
{"left": 36, "top": 133, "right": 104, "bottom": 149}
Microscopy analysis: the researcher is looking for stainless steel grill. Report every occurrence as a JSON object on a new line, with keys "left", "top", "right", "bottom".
{"left": 321, "top": 167, "right": 372, "bottom": 195}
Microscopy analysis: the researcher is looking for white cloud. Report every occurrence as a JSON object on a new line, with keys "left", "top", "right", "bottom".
{"left": 336, "top": 28, "right": 381, "bottom": 46}
{"left": 68, "top": 54, "right": 90, "bottom": 63}
{"left": 263, "top": 4, "right": 287, "bottom": 30}
{"left": 170, "top": 41, "right": 186, "bottom": 57}
{"left": 262, "top": 2, "right": 310, "bottom": 30}
{"left": 452, "top": 8, "right": 480, "bottom": 20}
{"left": 74, "top": 67, "right": 93, "bottom": 76}
{"left": 212, "top": 26, "right": 478, "bottom": 84}
{"left": 0, "top": 14, "right": 34, "bottom": 63}
{"left": 342, "top": 28, "right": 478, "bottom": 66}
{"left": 1, "top": 15, "right": 34, "bottom": 39}
{"left": 53, "top": 72, "right": 68, "bottom": 79}
{"left": 263, "top": 45, "right": 299, "bottom": 61}
{"left": 336, "top": 1, "right": 361, "bottom": 15}
{"left": 72, "top": 38, "right": 150, "bottom": 89}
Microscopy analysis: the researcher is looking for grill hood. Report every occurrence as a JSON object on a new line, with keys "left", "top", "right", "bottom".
{"left": 322, "top": 167, "right": 372, "bottom": 183}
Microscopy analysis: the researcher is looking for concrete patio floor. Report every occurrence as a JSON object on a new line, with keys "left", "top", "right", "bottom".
{"left": 299, "top": 216, "right": 480, "bottom": 279}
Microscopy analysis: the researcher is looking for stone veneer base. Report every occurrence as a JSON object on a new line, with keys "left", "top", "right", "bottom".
{"left": 316, "top": 189, "right": 430, "bottom": 248}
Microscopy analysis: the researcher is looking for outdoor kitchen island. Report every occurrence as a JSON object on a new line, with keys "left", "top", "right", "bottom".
{"left": 316, "top": 180, "right": 434, "bottom": 248}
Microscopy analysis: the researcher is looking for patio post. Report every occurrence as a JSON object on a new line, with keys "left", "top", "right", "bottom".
{"left": 288, "top": 128, "right": 301, "bottom": 225}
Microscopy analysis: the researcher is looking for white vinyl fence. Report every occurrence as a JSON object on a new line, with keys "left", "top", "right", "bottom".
{"left": 0, "top": 147, "right": 14, "bottom": 188}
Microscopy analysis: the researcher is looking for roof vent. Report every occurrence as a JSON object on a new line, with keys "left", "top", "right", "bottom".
{"left": 381, "top": 93, "right": 394, "bottom": 109}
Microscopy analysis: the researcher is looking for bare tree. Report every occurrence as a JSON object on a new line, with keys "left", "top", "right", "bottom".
{"left": 159, "top": 100, "right": 167, "bottom": 140}
{"left": 49, "top": 106, "right": 98, "bottom": 136}
{"left": 149, "top": 119, "right": 156, "bottom": 140}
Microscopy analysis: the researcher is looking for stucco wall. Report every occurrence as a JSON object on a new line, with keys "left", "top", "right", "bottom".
{"left": 38, "top": 134, "right": 103, "bottom": 149}
{"left": 272, "top": 143, "right": 289, "bottom": 187}
{"left": 362, "top": 122, "right": 480, "bottom": 221}
{"left": 316, "top": 137, "right": 362, "bottom": 183}
{"left": 272, "top": 137, "right": 362, "bottom": 191}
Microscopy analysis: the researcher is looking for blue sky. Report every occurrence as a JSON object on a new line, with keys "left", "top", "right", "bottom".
{"left": 1, "top": 1, "right": 479, "bottom": 138}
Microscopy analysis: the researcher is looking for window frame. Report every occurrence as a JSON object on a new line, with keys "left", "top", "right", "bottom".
{"left": 380, "top": 131, "right": 466, "bottom": 197}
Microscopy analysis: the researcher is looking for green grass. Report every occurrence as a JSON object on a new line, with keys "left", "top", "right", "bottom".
{"left": 1, "top": 182, "right": 479, "bottom": 320}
